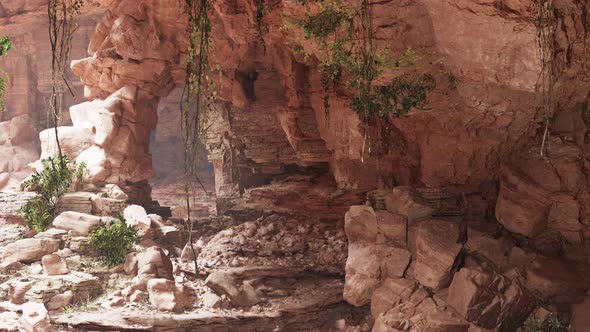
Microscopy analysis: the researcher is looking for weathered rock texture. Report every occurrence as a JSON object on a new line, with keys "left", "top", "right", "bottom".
{"left": 0, "top": 3, "right": 101, "bottom": 190}
{"left": 31, "top": 0, "right": 191, "bottom": 201}
{"left": 200, "top": 0, "right": 542, "bottom": 196}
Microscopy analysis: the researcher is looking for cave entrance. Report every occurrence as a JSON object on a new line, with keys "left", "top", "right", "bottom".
{"left": 149, "top": 87, "right": 217, "bottom": 220}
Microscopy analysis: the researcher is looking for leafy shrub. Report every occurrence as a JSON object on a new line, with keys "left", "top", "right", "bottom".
{"left": 523, "top": 313, "right": 568, "bottom": 332}
{"left": 0, "top": 36, "right": 12, "bottom": 113}
{"left": 88, "top": 215, "right": 140, "bottom": 266}
{"left": 18, "top": 155, "right": 87, "bottom": 232}
{"left": 284, "top": 1, "right": 437, "bottom": 122}
{"left": 18, "top": 197, "right": 51, "bottom": 233}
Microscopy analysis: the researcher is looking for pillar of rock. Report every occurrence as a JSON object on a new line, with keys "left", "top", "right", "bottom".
{"left": 35, "top": 0, "right": 186, "bottom": 202}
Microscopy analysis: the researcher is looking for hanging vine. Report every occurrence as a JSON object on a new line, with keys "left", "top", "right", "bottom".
{"left": 284, "top": 0, "right": 436, "bottom": 160}
{"left": 48, "top": 0, "right": 83, "bottom": 164}
{"left": 284, "top": 0, "right": 435, "bottom": 126}
{"left": 0, "top": 37, "right": 13, "bottom": 115}
{"left": 534, "top": 0, "right": 556, "bottom": 156}
{"left": 181, "top": 0, "right": 217, "bottom": 274}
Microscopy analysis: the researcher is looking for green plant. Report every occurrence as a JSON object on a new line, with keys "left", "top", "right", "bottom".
{"left": 523, "top": 313, "right": 567, "bottom": 332}
{"left": 283, "top": 0, "right": 436, "bottom": 126}
{"left": 0, "top": 36, "right": 12, "bottom": 113}
{"left": 18, "top": 155, "right": 86, "bottom": 232}
{"left": 88, "top": 214, "right": 140, "bottom": 266}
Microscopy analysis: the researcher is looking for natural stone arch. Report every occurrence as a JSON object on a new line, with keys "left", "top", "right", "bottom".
{"left": 35, "top": 0, "right": 186, "bottom": 202}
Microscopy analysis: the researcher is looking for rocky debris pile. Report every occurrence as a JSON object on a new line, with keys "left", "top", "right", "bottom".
{"left": 104, "top": 244, "right": 194, "bottom": 313}
{"left": 372, "top": 278, "right": 469, "bottom": 332}
{"left": 197, "top": 214, "right": 348, "bottom": 274}
{"left": 219, "top": 174, "right": 366, "bottom": 222}
{"left": 342, "top": 185, "right": 590, "bottom": 331}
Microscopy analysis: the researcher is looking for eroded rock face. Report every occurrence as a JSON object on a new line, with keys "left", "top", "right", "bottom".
{"left": 29, "top": 0, "right": 187, "bottom": 201}
{"left": 0, "top": 4, "right": 99, "bottom": 190}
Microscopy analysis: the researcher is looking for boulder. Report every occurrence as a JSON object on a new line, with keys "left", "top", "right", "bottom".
{"left": 411, "top": 221, "right": 463, "bottom": 290}
{"left": 495, "top": 169, "right": 549, "bottom": 238}
{"left": 39, "top": 126, "right": 94, "bottom": 160}
{"left": 344, "top": 243, "right": 410, "bottom": 306}
{"left": 446, "top": 266, "right": 535, "bottom": 330}
{"left": 384, "top": 187, "right": 434, "bottom": 222}
{"left": 9, "top": 114, "right": 36, "bottom": 145}
{"left": 136, "top": 246, "right": 173, "bottom": 283}
{"left": 104, "top": 184, "right": 129, "bottom": 200}
{"left": 19, "top": 302, "right": 51, "bottom": 332}
{"left": 205, "top": 271, "right": 261, "bottom": 307}
{"left": 525, "top": 257, "right": 588, "bottom": 304}
{"left": 344, "top": 205, "right": 378, "bottom": 243}
{"left": 0, "top": 238, "right": 60, "bottom": 263}
{"left": 371, "top": 278, "right": 416, "bottom": 319}
{"left": 180, "top": 243, "right": 201, "bottom": 262}
{"left": 202, "top": 292, "right": 223, "bottom": 309}
{"left": 147, "top": 278, "right": 191, "bottom": 312}
{"left": 344, "top": 272, "right": 380, "bottom": 308}
{"left": 123, "top": 204, "right": 151, "bottom": 235}
{"left": 52, "top": 211, "right": 103, "bottom": 236}
{"left": 373, "top": 300, "right": 468, "bottom": 332}
{"left": 8, "top": 281, "right": 32, "bottom": 304}
{"left": 465, "top": 224, "right": 512, "bottom": 271}
{"left": 375, "top": 211, "right": 407, "bottom": 246}
{"left": 0, "top": 312, "right": 19, "bottom": 331}
{"left": 343, "top": 205, "right": 411, "bottom": 306}
{"left": 47, "top": 290, "right": 74, "bottom": 310}
{"left": 547, "top": 195, "right": 582, "bottom": 244}
{"left": 123, "top": 252, "right": 138, "bottom": 275}
{"left": 42, "top": 254, "right": 70, "bottom": 276}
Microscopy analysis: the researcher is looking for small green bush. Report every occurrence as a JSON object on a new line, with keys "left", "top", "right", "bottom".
{"left": 0, "top": 36, "right": 12, "bottom": 113}
{"left": 523, "top": 313, "right": 568, "bottom": 332}
{"left": 18, "top": 197, "right": 51, "bottom": 233}
{"left": 88, "top": 215, "right": 140, "bottom": 266}
{"left": 18, "top": 155, "right": 87, "bottom": 232}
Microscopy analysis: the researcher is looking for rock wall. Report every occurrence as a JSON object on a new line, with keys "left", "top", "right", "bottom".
{"left": 0, "top": 1, "right": 102, "bottom": 190}
{"left": 193, "top": 0, "right": 546, "bottom": 215}
{"left": 32, "top": 0, "right": 192, "bottom": 202}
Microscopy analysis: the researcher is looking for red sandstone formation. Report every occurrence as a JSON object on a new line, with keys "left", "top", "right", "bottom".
{"left": 0, "top": 0, "right": 588, "bottom": 331}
